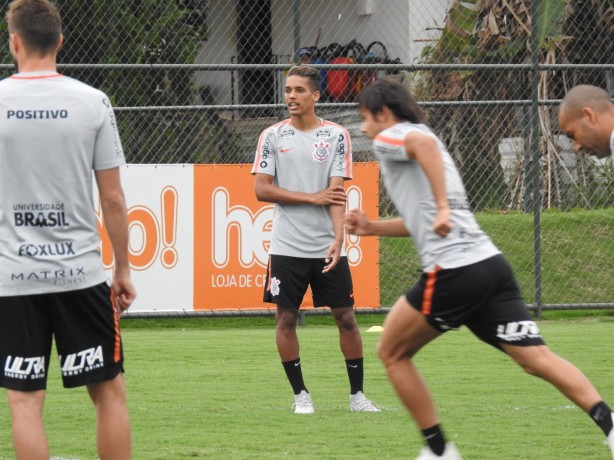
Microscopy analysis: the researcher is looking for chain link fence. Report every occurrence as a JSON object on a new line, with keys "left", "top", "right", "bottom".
{"left": 2, "top": 0, "right": 611, "bottom": 312}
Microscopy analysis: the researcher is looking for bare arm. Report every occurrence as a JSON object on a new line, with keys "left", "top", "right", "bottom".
{"left": 95, "top": 167, "right": 136, "bottom": 312}
{"left": 254, "top": 173, "right": 347, "bottom": 206}
{"left": 344, "top": 209, "right": 410, "bottom": 237}
{"left": 406, "top": 131, "right": 452, "bottom": 238}
{"left": 323, "top": 176, "right": 346, "bottom": 272}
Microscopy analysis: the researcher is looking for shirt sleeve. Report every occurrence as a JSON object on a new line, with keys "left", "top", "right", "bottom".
{"left": 373, "top": 132, "right": 412, "bottom": 162}
{"left": 251, "top": 128, "right": 277, "bottom": 176}
{"left": 93, "top": 96, "right": 126, "bottom": 170}
{"left": 330, "top": 128, "right": 352, "bottom": 179}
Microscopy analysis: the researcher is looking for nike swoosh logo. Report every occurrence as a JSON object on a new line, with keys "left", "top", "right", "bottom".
{"left": 294, "top": 362, "right": 300, "bottom": 366}
{"left": 280, "top": 147, "right": 293, "bottom": 153}
{"left": 348, "top": 364, "right": 358, "bottom": 368}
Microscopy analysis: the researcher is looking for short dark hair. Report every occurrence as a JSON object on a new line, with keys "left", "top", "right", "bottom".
{"left": 6, "top": 0, "right": 62, "bottom": 57}
{"left": 287, "top": 65, "right": 321, "bottom": 93}
{"left": 358, "top": 78, "right": 424, "bottom": 124}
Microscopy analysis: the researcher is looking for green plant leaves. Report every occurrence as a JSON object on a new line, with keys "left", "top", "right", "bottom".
{"left": 535, "top": 0, "right": 567, "bottom": 49}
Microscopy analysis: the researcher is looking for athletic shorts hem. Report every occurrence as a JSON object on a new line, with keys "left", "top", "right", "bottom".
{"left": 272, "top": 302, "right": 355, "bottom": 310}
{"left": 62, "top": 364, "right": 124, "bottom": 389}
{"left": 0, "top": 379, "right": 47, "bottom": 392}
{"left": 495, "top": 338, "right": 545, "bottom": 348}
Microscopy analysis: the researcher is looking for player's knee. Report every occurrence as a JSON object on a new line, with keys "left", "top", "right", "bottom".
{"left": 8, "top": 388, "right": 45, "bottom": 406}
{"left": 276, "top": 318, "right": 298, "bottom": 334}
{"left": 87, "top": 374, "right": 127, "bottom": 406}
{"left": 276, "top": 320, "right": 297, "bottom": 333}
{"left": 276, "top": 309, "right": 298, "bottom": 329}
{"left": 376, "top": 341, "right": 396, "bottom": 366}
{"left": 335, "top": 316, "right": 357, "bottom": 332}
{"left": 377, "top": 339, "right": 419, "bottom": 366}
{"left": 510, "top": 348, "right": 552, "bottom": 378}
{"left": 333, "top": 310, "right": 358, "bottom": 332}
{"left": 517, "top": 360, "right": 540, "bottom": 376}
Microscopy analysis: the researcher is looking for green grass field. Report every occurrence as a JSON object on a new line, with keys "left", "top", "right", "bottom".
{"left": 0, "top": 209, "right": 611, "bottom": 459}
{"left": 379, "top": 208, "right": 614, "bottom": 307}
{"left": 1, "top": 316, "right": 613, "bottom": 459}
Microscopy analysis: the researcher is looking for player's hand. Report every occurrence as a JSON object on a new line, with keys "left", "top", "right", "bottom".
{"left": 433, "top": 207, "right": 452, "bottom": 237}
{"left": 323, "top": 241, "right": 341, "bottom": 273}
{"left": 344, "top": 208, "right": 371, "bottom": 236}
{"left": 311, "top": 186, "right": 347, "bottom": 206}
{"left": 111, "top": 272, "right": 137, "bottom": 314}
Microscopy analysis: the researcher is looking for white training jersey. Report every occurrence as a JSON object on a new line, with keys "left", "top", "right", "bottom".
{"left": 0, "top": 71, "right": 125, "bottom": 296}
{"left": 251, "top": 118, "right": 352, "bottom": 258}
{"left": 373, "top": 122, "right": 500, "bottom": 271}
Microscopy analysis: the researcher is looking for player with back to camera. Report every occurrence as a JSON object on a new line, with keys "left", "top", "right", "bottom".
{"left": 251, "top": 65, "right": 379, "bottom": 414}
{"left": 344, "top": 78, "right": 614, "bottom": 459}
{"left": 0, "top": 1, "right": 135, "bottom": 459}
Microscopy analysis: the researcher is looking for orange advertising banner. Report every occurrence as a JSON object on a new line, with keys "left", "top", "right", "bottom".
{"left": 193, "top": 163, "right": 380, "bottom": 310}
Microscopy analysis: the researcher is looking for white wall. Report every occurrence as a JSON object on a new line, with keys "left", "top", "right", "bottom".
{"left": 196, "top": 0, "right": 450, "bottom": 106}
{"left": 195, "top": 0, "right": 238, "bottom": 108}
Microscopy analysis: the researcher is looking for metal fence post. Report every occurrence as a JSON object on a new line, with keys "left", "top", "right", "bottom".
{"left": 530, "top": 0, "right": 543, "bottom": 318}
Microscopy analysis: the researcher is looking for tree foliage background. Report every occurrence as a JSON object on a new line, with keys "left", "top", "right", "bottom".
{"left": 0, "top": 0, "right": 612, "bottom": 187}
{"left": 0, "top": 0, "right": 237, "bottom": 163}
{"left": 412, "top": 0, "right": 614, "bottom": 211}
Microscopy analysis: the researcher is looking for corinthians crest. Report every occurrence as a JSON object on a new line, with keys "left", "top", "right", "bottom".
{"left": 312, "top": 140, "right": 330, "bottom": 163}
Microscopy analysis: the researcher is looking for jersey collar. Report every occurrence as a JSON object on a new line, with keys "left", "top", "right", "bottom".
{"left": 10, "top": 70, "right": 62, "bottom": 80}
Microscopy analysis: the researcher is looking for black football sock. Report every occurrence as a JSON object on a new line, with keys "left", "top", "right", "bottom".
{"left": 282, "top": 358, "right": 308, "bottom": 395}
{"left": 589, "top": 401, "right": 614, "bottom": 436}
{"left": 421, "top": 424, "right": 446, "bottom": 456}
{"left": 345, "top": 358, "right": 364, "bottom": 395}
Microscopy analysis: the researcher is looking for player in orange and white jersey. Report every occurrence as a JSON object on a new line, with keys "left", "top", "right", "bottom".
{"left": 252, "top": 65, "right": 379, "bottom": 414}
{"left": 345, "top": 78, "right": 614, "bottom": 459}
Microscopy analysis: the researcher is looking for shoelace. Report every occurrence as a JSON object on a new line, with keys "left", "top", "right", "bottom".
{"left": 294, "top": 393, "right": 313, "bottom": 408}
{"left": 352, "top": 396, "right": 380, "bottom": 411}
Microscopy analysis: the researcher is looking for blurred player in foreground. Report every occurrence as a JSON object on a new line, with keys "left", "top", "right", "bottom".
{"left": 344, "top": 78, "right": 614, "bottom": 459}
{"left": 0, "top": 1, "right": 135, "bottom": 459}
{"left": 252, "top": 65, "right": 379, "bottom": 414}
{"left": 558, "top": 84, "right": 614, "bottom": 160}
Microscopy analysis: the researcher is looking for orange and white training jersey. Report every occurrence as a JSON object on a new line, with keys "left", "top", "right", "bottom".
{"left": 0, "top": 71, "right": 125, "bottom": 296}
{"left": 251, "top": 118, "right": 352, "bottom": 258}
{"left": 373, "top": 122, "right": 499, "bottom": 271}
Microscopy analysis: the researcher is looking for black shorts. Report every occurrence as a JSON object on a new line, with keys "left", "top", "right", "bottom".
{"left": 263, "top": 255, "right": 354, "bottom": 309}
{"left": 0, "top": 282, "right": 124, "bottom": 391}
{"left": 406, "top": 254, "right": 545, "bottom": 350}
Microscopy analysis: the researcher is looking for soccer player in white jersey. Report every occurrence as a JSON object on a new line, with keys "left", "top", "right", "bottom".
{"left": 344, "top": 78, "right": 614, "bottom": 459}
{"left": 0, "top": 1, "right": 135, "bottom": 459}
{"left": 251, "top": 65, "right": 379, "bottom": 414}
{"left": 558, "top": 84, "right": 614, "bottom": 160}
